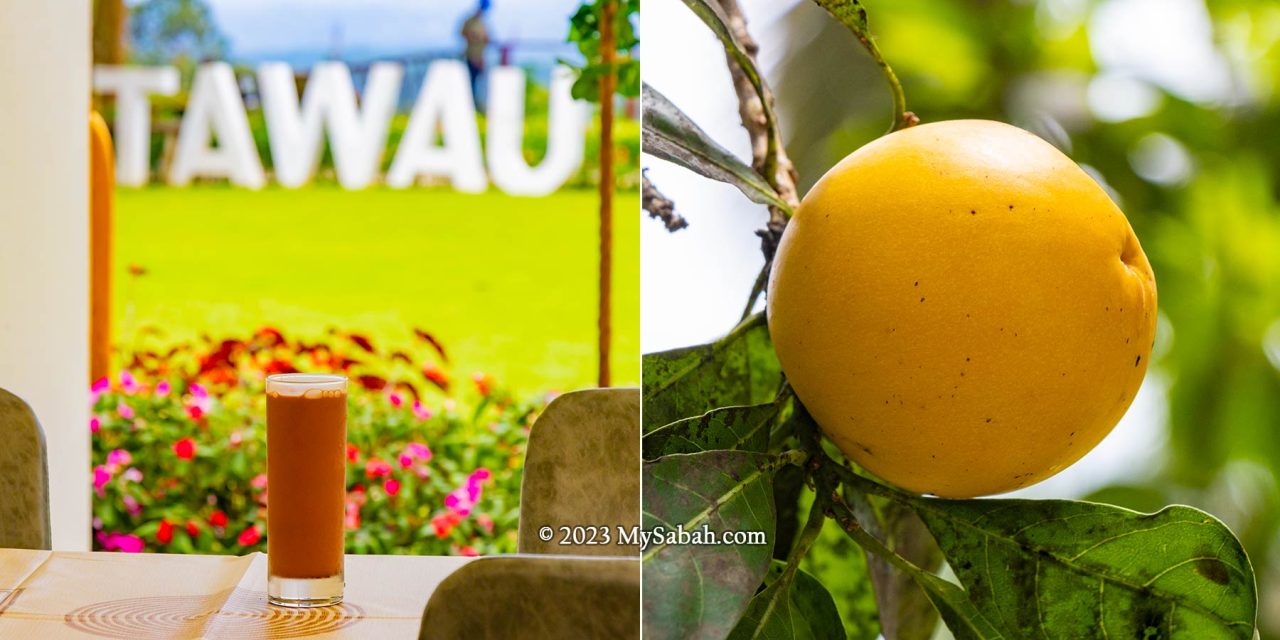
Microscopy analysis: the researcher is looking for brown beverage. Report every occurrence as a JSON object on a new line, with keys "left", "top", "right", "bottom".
{"left": 265, "top": 374, "right": 347, "bottom": 607}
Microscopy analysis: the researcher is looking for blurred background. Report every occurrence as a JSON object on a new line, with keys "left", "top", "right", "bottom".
{"left": 641, "top": 0, "right": 1280, "bottom": 634}
{"left": 53, "top": 1, "right": 634, "bottom": 560}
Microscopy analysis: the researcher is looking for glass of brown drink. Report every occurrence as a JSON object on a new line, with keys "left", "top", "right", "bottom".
{"left": 265, "top": 373, "right": 348, "bottom": 607}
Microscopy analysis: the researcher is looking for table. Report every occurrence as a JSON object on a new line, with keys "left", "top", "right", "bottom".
{"left": 0, "top": 548, "right": 474, "bottom": 639}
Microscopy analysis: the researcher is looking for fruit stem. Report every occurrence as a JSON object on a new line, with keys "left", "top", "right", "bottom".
{"left": 859, "top": 34, "right": 916, "bottom": 133}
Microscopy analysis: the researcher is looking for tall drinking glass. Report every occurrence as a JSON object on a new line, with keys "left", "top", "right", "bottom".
{"left": 265, "top": 373, "right": 348, "bottom": 607}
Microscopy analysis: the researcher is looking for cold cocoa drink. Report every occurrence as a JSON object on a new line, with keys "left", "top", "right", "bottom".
{"left": 265, "top": 374, "right": 348, "bottom": 607}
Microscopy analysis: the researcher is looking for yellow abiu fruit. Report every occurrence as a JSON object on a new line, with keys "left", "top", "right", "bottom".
{"left": 767, "top": 120, "right": 1156, "bottom": 498}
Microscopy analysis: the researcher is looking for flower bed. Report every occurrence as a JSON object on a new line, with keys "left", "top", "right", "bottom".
{"left": 91, "top": 327, "right": 546, "bottom": 556}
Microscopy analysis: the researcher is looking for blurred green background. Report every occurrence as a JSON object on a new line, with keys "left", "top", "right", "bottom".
{"left": 114, "top": 186, "right": 640, "bottom": 391}
{"left": 763, "top": 0, "right": 1280, "bottom": 634}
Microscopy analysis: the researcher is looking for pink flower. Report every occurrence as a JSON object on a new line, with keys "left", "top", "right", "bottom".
{"left": 122, "top": 468, "right": 143, "bottom": 483}
{"left": 93, "top": 465, "right": 112, "bottom": 496}
{"left": 237, "top": 525, "right": 261, "bottom": 546}
{"left": 229, "top": 431, "right": 242, "bottom": 447}
{"left": 122, "top": 495, "right": 142, "bottom": 516}
{"left": 458, "top": 545, "right": 479, "bottom": 557}
{"left": 411, "top": 400, "right": 433, "bottom": 421}
{"left": 106, "top": 449, "right": 132, "bottom": 468}
{"left": 344, "top": 503, "right": 361, "bottom": 530}
{"left": 102, "top": 532, "right": 144, "bottom": 553}
{"left": 89, "top": 416, "right": 101, "bottom": 434}
{"left": 119, "top": 370, "right": 141, "bottom": 395}
{"left": 251, "top": 473, "right": 268, "bottom": 490}
{"left": 189, "top": 383, "right": 208, "bottom": 399}
{"left": 476, "top": 513, "right": 495, "bottom": 535}
{"left": 445, "top": 488, "right": 474, "bottom": 516}
{"left": 90, "top": 377, "right": 110, "bottom": 403}
{"left": 186, "top": 405, "right": 204, "bottom": 421}
{"left": 399, "top": 453, "right": 414, "bottom": 469}
{"left": 384, "top": 478, "right": 401, "bottom": 496}
{"left": 388, "top": 391, "right": 404, "bottom": 408}
{"left": 155, "top": 381, "right": 172, "bottom": 397}
{"left": 117, "top": 401, "right": 134, "bottom": 420}
{"left": 406, "top": 442, "right": 433, "bottom": 462}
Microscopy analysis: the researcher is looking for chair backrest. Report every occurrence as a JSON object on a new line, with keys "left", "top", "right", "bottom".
{"left": 517, "top": 387, "right": 639, "bottom": 556}
{"left": 419, "top": 556, "right": 639, "bottom": 639}
{"left": 0, "top": 388, "right": 51, "bottom": 549}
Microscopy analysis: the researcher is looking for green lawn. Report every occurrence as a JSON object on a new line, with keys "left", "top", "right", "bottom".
{"left": 113, "top": 185, "right": 639, "bottom": 392}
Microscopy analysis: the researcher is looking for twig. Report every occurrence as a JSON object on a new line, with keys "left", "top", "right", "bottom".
{"left": 740, "top": 261, "right": 769, "bottom": 320}
{"left": 642, "top": 170, "right": 688, "bottom": 232}
{"left": 715, "top": 0, "right": 799, "bottom": 261}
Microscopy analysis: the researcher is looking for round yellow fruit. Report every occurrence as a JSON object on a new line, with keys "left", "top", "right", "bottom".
{"left": 767, "top": 119, "right": 1156, "bottom": 498}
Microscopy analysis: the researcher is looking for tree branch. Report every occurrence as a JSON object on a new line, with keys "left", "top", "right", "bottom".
{"left": 715, "top": 0, "right": 799, "bottom": 261}
{"left": 642, "top": 170, "right": 689, "bottom": 232}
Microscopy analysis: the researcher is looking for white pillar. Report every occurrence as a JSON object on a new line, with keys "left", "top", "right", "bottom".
{"left": 0, "top": 1, "right": 91, "bottom": 550}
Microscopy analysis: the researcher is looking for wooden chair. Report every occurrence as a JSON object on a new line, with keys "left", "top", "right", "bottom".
{"left": 0, "top": 388, "right": 51, "bottom": 549}
{"left": 419, "top": 388, "right": 640, "bottom": 639}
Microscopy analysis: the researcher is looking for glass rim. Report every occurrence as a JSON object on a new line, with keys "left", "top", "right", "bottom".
{"left": 265, "top": 373, "right": 348, "bottom": 391}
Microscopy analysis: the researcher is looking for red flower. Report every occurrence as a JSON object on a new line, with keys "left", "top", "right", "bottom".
{"left": 472, "top": 372, "right": 494, "bottom": 397}
{"left": 255, "top": 326, "right": 285, "bottom": 346}
{"left": 357, "top": 375, "right": 387, "bottom": 391}
{"left": 262, "top": 359, "right": 298, "bottom": 375}
{"left": 237, "top": 525, "right": 261, "bottom": 546}
{"left": 173, "top": 437, "right": 196, "bottom": 460}
{"left": 364, "top": 458, "right": 392, "bottom": 479}
{"left": 209, "top": 510, "right": 228, "bottom": 528}
{"left": 431, "top": 511, "right": 463, "bottom": 538}
{"left": 458, "top": 545, "right": 479, "bottom": 557}
{"left": 348, "top": 333, "right": 375, "bottom": 353}
{"left": 156, "top": 520, "right": 173, "bottom": 545}
{"left": 186, "top": 520, "right": 201, "bottom": 538}
{"left": 346, "top": 443, "right": 360, "bottom": 462}
{"left": 423, "top": 364, "right": 450, "bottom": 391}
{"left": 185, "top": 405, "right": 204, "bottom": 421}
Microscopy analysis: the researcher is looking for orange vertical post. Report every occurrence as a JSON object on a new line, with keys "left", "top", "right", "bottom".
{"left": 89, "top": 111, "right": 115, "bottom": 383}
{"left": 597, "top": 0, "right": 616, "bottom": 388}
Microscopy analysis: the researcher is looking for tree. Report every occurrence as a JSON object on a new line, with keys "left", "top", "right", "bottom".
{"left": 640, "top": 1, "right": 1258, "bottom": 638}
{"left": 566, "top": 0, "right": 640, "bottom": 388}
{"left": 129, "top": 0, "right": 228, "bottom": 70}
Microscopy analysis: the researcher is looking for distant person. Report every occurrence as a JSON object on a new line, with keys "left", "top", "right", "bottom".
{"left": 460, "top": 0, "right": 490, "bottom": 109}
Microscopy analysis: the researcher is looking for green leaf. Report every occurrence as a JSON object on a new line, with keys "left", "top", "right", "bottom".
{"left": 642, "top": 313, "right": 781, "bottom": 433}
{"left": 855, "top": 497, "right": 943, "bottom": 639}
{"left": 827, "top": 492, "right": 1005, "bottom": 639}
{"left": 643, "top": 450, "right": 781, "bottom": 640}
{"left": 800, "top": 493, "right": 881, "bottom": 639}
{"left": 643, "top": 401, "right": 783, "bottom": 460}
{"left": 728, "top": 561, "right": 845, "bottom": 640}
{"left": 676, "top": 0, "right": 783, "bottom": 178}
{"left": 913, "top": 572, "right": 1009, "bottom": 640}
{"left": 641, "top": 84, "right": 790, "bottom": 212}
{"left": 809, "top": 0, "right": 871, "bottom": 42}
{"left": 913, "top": 498, "right": 1258, "bottom": 639}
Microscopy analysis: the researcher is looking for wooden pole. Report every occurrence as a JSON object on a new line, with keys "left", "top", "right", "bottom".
{"left": 89, "top": 111, "right": 115, "bottom": 383}
{"left": 597, "top": 0, "right": 616, "bottom": 388}
{"left": 92, "top": 0, "right": 126, "bottom": 65}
